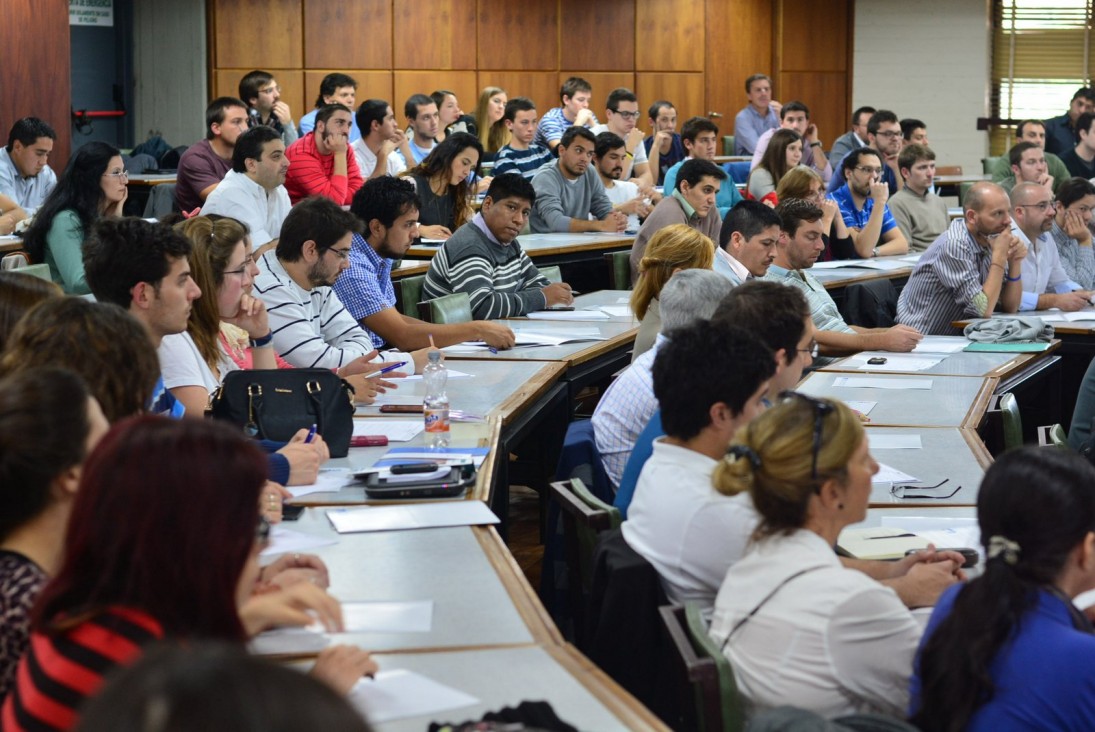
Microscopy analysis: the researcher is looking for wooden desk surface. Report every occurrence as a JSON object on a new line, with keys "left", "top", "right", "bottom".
{"left": 406, "top": 232, "right": 634, "bottom": 260}
{"left": 0, "top": 235, "right": 24, "bottom": 254}
{"left": 390, "top": 260, "right": 429, "bottom": 280}
{"left": 445, "top": 319, "right": 638, "bottom": 368}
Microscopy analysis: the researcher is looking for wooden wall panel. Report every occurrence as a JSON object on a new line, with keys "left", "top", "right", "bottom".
{"left": 478, "top": 72, "right": 560, "bottom": 119}
{"left": 393, "top": 72, "right": 479, "bottom": 120}
{"left": 303, "top": 0, "right": 391, "bottom": 69}
{"left": 636, "top": 0, "right": 704, "bottom": 72}
{"left": 709, "top": 0, "right": 774, "bottom": 132}
{"left": 564, "top": 73, "right": 637, "bottom": 115}
{"left": 635, "top": 73, "right": 706, "bottom": 127}
{"left": 213, "top": 0, "right": 302, "bottom": 69}
{"left": 777, "top": 71, "right": 848, "bottom": 154}
{"left": 305, "top": 71, "right": 394, "bottom": 113}
{"left": 214, "top": 70, "right": 305, "bottom": 127}
{"left": 393, "top": 0, "right": 477, "bottom": 70}
{"left": 567, "top": 1, "right": 636, "bottom": 71}
{"left": 778, "top": 0, "right": 848, "bottom": 72}
{"left": 477, "top": 0, "right": 558, "bottom": 70}
{"left": 0, "top": 0, "right": 71, "bottom": 167}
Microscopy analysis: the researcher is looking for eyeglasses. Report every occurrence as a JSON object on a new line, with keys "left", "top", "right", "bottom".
{"left": 1017, "top": 201, "right": 1056, "bottom": 211}
{"left": 889, "top": 478, "right": 962, "bottom": 500}
{"left": 256, "top": 515, "right": 271, "bottom": 544}
{"left": 874, "top": 130, "right": 902, "bottom": 139}
{"left": 223, "top": 255, "right": 255, "bottom": 278}
{"left": 260, "top": 85, "right": 281, "bottom": 95}
{"left": 326, "top": 247, "right": 352, "bottom": 261}
{"left": 854, "top": 166, "right": 883, "bottom": 175}
{"left": 102, "top": 169, "right": 129, "bottom": 180}
{"left": 610, "top": 110, "right": 640, "bottom": 120}
{"left": 799, "top": 342, "right": 819, "bottom": 359}
{"left": 778, "top": 390, "right": 834, "bottom": 486}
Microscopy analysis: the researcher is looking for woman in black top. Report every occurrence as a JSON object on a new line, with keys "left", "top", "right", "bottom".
{"left": 401, "top": 132, "right": 483, "bottom": 241}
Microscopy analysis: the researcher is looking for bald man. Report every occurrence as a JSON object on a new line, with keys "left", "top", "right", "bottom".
{"left": 1009, "top": 181, "right": 1092, "bottom": 312}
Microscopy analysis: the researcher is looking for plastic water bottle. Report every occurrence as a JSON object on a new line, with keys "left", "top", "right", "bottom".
{"left": 423, "top": 351, "right": 450, "bottom": 448}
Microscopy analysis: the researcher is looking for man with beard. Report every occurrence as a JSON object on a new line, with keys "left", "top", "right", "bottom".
{"left": 283, "top": 104, "right": 363, "bottom": 205}
{"left": 333, "top": 176, "right": 516, "bottom": 350}
{"left": 827, "top": 110, "right": 903, "bottom": 196}
{"left": 529, "top": 126, "right": 627, "bottom": 233}
{"left": 766, "top": 199, "right": 923, "bottom": 355}
{"left": 592, "top": 132, "right": 651, "bottom": 232}
{"left": 828, "top": 147, "right": 908, "bottom": 258}
{"left": 423, "top": 174, "right": 575, "bottom": 319}
{"left": 201, "top": 126, "right": 291, "bottom": 256}
{"left": 898, "top": 182, "right": 1027, "bottom": 335}
{"left": 254, "top": 196, "right": 420, "bottom": 371}
{"left": 1009, "top": 182, "right": 1092, "bottom": 312}
{"left": 175, "top": 97, "right": 250, "bottom": 212}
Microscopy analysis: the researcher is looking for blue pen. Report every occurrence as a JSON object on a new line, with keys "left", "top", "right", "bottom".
{"left": 366, "top": 361, "right": 409, "bottom": 378}
{"left": 304, "top": 424, "right": 317, "bottom": 443}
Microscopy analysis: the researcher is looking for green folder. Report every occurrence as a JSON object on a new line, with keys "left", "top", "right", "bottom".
{"left": 963, "top": 341, "right": 1052, "bottom": 353}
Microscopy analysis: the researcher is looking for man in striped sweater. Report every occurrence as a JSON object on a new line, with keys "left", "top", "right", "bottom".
{"left": 422, "top": 174, "right": 574, "bottom": 319}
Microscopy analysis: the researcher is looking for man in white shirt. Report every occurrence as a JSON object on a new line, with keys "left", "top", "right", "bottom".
{"left": 0, "top": 117, "right": 57, "bottom": 214}
{"left": 1010, "top": 181, "right": 1092, "bottom": 311}
{"left": 714, "top": 199, "right": 782, "bottom": 285}
{"left": 589, "top": 88, "right": 655, "bottom": 191}
{"left": 591, "top": 132, "right": 651, "bottom": 232}
{"left": 201, "top": 125, "right": 291, "bottom": 256}
{"left": 351, "top": 99, "right": 407, "bottom": 179}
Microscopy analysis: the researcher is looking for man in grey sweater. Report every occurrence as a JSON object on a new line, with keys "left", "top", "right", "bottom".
{"left": 423, "top": 174, "right": 575, "bottom": 319}
{"left": 529, "top": 126, "right": 628, "bottom": 234}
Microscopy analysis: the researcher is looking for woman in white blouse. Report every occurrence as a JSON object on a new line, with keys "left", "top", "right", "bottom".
{"left": 708, "top": 394, "right": 954, "bottom": 720}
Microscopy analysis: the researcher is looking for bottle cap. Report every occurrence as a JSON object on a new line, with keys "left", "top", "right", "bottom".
{"left": 427, "top": 350, "right": 441, "bottom": 363}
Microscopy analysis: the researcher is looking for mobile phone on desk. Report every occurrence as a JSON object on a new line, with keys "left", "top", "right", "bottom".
{"left": 379, "top": 404, "right": 423, "bottom": 414}
{"left": 282, "top": 504, "right": 305, "bottom": 521}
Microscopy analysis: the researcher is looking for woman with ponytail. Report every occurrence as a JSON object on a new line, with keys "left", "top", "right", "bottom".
{"left": 910, "top": 447, "right": 1095, "bottom": 732}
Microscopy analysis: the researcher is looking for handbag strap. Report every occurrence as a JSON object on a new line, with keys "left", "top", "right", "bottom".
{"left": 720, "top": 564, "right": 828, "bottom": 651}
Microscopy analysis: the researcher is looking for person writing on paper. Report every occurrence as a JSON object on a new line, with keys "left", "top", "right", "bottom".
{"left": 1009, "top": 181, "right": 1093, "bottom": 311}
{"left": 1, "top": 418, "right": 377, "bottom": 731}
{"left": 709, "top": 395, "right": 960, "bottom": 718}
{"left": 335, "top": 176, "right": 515, "bottom": 350}
{"left": 898, "top": 182, "right": 1027, "bottom": 335}
{"left": 422, "top": 174, "right": 574, "bottom": 319}
{"left": 911, "top": 448, "right": 1095, "bottom": 731}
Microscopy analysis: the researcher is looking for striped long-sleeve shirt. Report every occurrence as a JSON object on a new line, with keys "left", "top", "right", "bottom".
{"left": 422, "top": 216, "right": 550, "bottom": 320}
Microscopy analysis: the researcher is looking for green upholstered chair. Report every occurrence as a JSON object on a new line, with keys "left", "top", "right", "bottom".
{"left": 604, "top": 251, "right": 632, "bottom": 290}
{"left": 418, "top": 292, "right": 473, "bottom": 324}
{"left": 982, "top": 155, "right": 1009, "bottom": 177}
{"left": 998, "top": 393, "right": 1023, "bottom": 451}
{"left": 1039, "top": 423, "right": 1070, "bottom": 449}
{"left": 539, "top": 264, "right": 562, "bottom": 283}
{"left": 397, "top": 275, "right": 425, "bottom": 318}
{"left": 722, "top": 135, "right": 736, "bottom": 156}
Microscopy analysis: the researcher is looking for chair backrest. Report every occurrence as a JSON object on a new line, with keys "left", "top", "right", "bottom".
{"left": 722, "top": 135, "right": 735, "bottom": 156}
{"left": 683, "top": 602, "right": 745, "bottom": 732}
{"left": 982, "top": 155, "right": 1009, "bottom": 177}
{"left": 603, "top": 251, "right": 631, "bottom": 290}
{"left": 661, "top": 605, "right": 730, "bottom": 732}
{"left": 397, "top": 274, "right": 425, "bottom": 318}
{"left": 1039, "top": 423, "right": 1069, "bottom": 449}
{"left": 419, "top": 292, "right": 473, "bottom": 324}
{"left": 998, "top": 392, "right": 1023, "bottom": 451}
{"left": 726, "top": 161, "right": 751, "bottom": 184}
{"left": 539, "top": 264, "right": 562, "bottom": 283}
{"left": 935, "top": 165, "right": 963, "bottom": 176}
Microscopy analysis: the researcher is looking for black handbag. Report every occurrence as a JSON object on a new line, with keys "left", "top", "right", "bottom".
{"left": 208, "top": 369, "right": 356, "bottom": 457}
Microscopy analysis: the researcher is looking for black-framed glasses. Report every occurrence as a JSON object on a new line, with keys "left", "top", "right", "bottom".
{"left": 778, "top": 390, "right": 834, "bottom": 486}
{"left": 889, "top": 479, "right": 962, "bottom": 500}
{"left": 799, "top": 341, "right": 819, "bottom": 359}
{"left": 610, "top": 110, "right": 640, "bottom": 120}
{"left": 223, "top": 255, "right": 255, "bottom": 278}
{"left": 326, "top": 246, "right": 352, "bottom": 261}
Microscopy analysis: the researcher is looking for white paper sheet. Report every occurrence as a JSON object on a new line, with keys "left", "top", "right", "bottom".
{"left": 843, "top": 400, "right": 877, "bottom": 415}
{"left": 328, "top": 601, "right": 433, "bottom": 634}
{"left": 372, "top": 450, "right": 488, "bottom": 468}
{"left": 871, "top": 462, "right": 919, "bottom": 484}
{"left": 912, "top": 336, "right": 969, "bottom": 354}
{"left": 259, "top": 525, "right": 339, "bottom": 558}
{"left": 868, "top": 434, "right": 922, "bottom": 449}
{"left": 596, "top": 305, "right": 633, "bottom": 317}
{"left": 326, "top": 501, "right": 499, "bottom": 534}
{"left": 855, "top": 355, "right": 944, "bottom": 372}
{"left": 831, "top": 376, "right": 933, "bottom": 390}
{"left": 811, "top": 259, "right": 908, "bottom": 271}
{"left": 349, "top": 670, "right": 480, "bottom": 724}
{"left": 1058, "top": 311, "right": 1095, "bottom": 321}
{"left": 286, "top": 469, "right": 355, "bottom": 499}
{"left": 396, "top": 369, "right": 473, "bottom": 381}
{"left": 615, "top": 296, "right": 629, "bottom": 304}
{"left": 364, "top": 394, "right": 424, "bottom": 407}
{"left": 352, "top": 419, "right": 424, "bottom": 441}
{"left": 249, "top": 626, "right": 330, "bottom": 655}
{"left": 526, "top": 309, "right": 610, "bottom": 320}
{"left": 879, "top": 515, "right": 981, "bottom": 559}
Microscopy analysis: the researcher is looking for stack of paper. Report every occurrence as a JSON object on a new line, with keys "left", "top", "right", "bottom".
{"left": 832, "top": 376, "right": 933, "bottom": 390}
{"left": 286, "top": 468, "right": 355, "bottom": 499}
{"left": 838, "top": 526, "right": 931, "bottom": 560}
{"left": 326, "top": 501, "right": 499, "bottom": 534}
{"left": 349, "top": 670, "right": 480, "bottom": 724}
{"left": 259, "top": 525, "right": 339, "bottom": 558}
{"left": 912, "top": 336, "right": 968, "bottom": 354}
{"left": 526, "top": 310, "right": 609, "bottom": 320}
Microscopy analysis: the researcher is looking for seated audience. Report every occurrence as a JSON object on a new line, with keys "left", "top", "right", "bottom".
{"left": 0, "top": 117, "right": 57, "bottom": 214}
{"left": 530, "top": 127, "right": 625, "bottom": 234}
{"left": 474, "top": 86, "right": 509, "bottom": 156}
{"left": 22, "top": 141, "right": 127, "bottom": 294}
{"left": 897, "top": 182, "right": 1025, "bottom": 334}
{"left": 0, "top": 272, "right": 60, "bottom": 352}
{"left": 299, "top": 73, "right": 360, "bottom": 142}
{"left": 284, "top": 104, "right": 363, "bottom": 205}
{"left": 888, "top": 143, "right": 949, "bottom": 252}
{"left": 663, "top": 116, "right": 744, "bottom": 217}
{"left": 776, "top": 165, "right": 854, "bottom": 260}
{"left": 1010, "top": 181, "right": 1091, "bottom": 311}
{"left": 0, "top": 417, "right": 377, "bottom": 730}
{"left": 335, "top": 176, "right": 515, "bottom": 351}
{"left": 1044, "top": 86, "right": 1095, "bottom": 156}
{"left": 535, "top": 77, "right": 597, "bottom": 153}
{"left": 746, "top": 128, "right": 802, "bottom": 203}
{"left": 0, "top": 369, "right": 109, "bottom": 702}
{"left": 733, "top": 74, "right": 781, "bottom": 155}
{"left": 592, "top": 132, "right": 651, "bottom": 232}
{"left": 254, "top": 196, "right": 421, "bottom": 373}
{"left": 631, "top": 224, "right": 715, "bottom": 359}
{"left": 176, "top": 97, "right": 249, "bottom": 213}
{"left": 351, "top": 99, "right": 407, "bottom": 179}
{"left": 401, "top": 131, "right": 482, "bottom": 241}
{"left": 900, "top": 117, "right": 930, "bottom": 147}
{"left": 493, "top": 97, "right": 553, "bottom": 180}
{"left": 432, "top": 90, "right": 474, "bottom": 143}
{"left": 400, "top": 94, "right": 440, "bottom": 166}
{"left": 997, "top": 141, "right": 1054, "bottom": 195}
{"left": 238, "top": 70, "right": 297, "bottom": 147}
{"left": 590, "top": 88, "right": 654, "bottom": 189}
{"left": 710, "top": 395, "right": 958, "bottom": 718}
{"left": 828, "top": 147, "right": 908, "bottom": 258}
{"left": 827, "top": 110, "right": 902, "bottom": 196}
{"left": 74, "top": 643, "right": 374, "bottom": 732}
{"left": 630, "top": 158, "right": 725, "bottom": 283}
{"left": 1051, "top": 177, "right": 1095, "bottom": 289}
{"left": 643, "top": 100, "right": 685, "bottom": 186}
{"left": 713, "top": 199, "right": 782, "bottom": 285}
{"left": 990, "top": 120, "right": 1068, "bottom": 193}
{"left": 1060, "top": 112, "right": 1095, "bottom": 179}
{"left": 592, "top": 269, "right": 734, "bottom": 489}
{"left": 201, "top": 125, "right": 291, "bottom": 255}
{"left": 422, "top": 174, "right": 572, "bottom": 319}
{"left": 750, "top": 101, "right": 831, "bottom": 184}
{"left": 766, "top": 199, "right": 923, "bottom": 354}
{"left": 828, "top": 106, "right": 875, "bottom": 172}
{"left": 910, "top": 447, "right": 1095, "bottom": 731}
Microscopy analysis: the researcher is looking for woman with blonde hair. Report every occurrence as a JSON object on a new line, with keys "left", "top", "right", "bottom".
{"left": 474, "top": 86, "right": 509, "bottom": 157}
{"left": 776, "top": 165, "right": 855, "bottom": 260}
{"left": 630, "top": 223, "right": 714, "bottom": 359}
{"left": 708, "top": 394, "right": 958, "bottom": 719}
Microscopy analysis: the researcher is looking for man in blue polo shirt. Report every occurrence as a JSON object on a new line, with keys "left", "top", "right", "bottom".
{"left": 827, "top": 110, "right": 903, "bottom": 197}
{"left": 828, "top": 147, "right": 908, "bottom": 258}
{"left": 334, "top": 176, "right": 515, "bottom": 351}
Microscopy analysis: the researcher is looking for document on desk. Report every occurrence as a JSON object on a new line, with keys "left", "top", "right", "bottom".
{"left": 526, "top": 309, "right": 610, "bottom": 320}
{"left": 325, "top": 601, "right": 433, "bottom": 634}
{"left": 509, "top": 331, "right": 607, "bottom": 346}
{"left": 838, "top": 527, "right": 931, "bottom": 560}
{"left": 396, "top": 369, "right": 473, "bottom": 381}
{"left": 872, "top": 462, "right": 919, "bottom": 484}
{"left": 352, "top": 419, "right": 424, "bottom": 441}
{"left": 594, "top": 305, "right": 633, "bottom": 317}
{"left": 853, "top": 354, "right": 944, "bottom": 372}
{"left": 832, "top": 376, "right": 933, "bottom": 390}
{"left": 249, "top": 626, "right": 330, "bottom": 656}
{"left": 286, "top": 468, "right": 355, "bottom": 499}
{"left": 349, "top": 670, "right": 479, "bottom": 724}
{"left": 868, "top": 434, "right": 922, "bottom": 449}
{"left": 1057, "top": 311, "right": 1095, "bottom": 321}
{"left": 326, "top": 501, "right": 499, "bottom": 534}
{"left": 811, "top": 259, "right": 908, "bottom": 271}
{"left": 879, "top": 515, "right": 982, "bottom": 561}
{"left": 374, "top": 447, "right": 490, "bottom": 468}
{"left": 259, "top": 525, "right": 339, "bottom": 558}
{"left": 843, "top": 400, "right": 877, "bottom": 415}
{"left": 913, "top": 336, "right": 969, "bottom": 354}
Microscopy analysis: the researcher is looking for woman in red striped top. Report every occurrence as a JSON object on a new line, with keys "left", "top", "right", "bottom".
{"left": 1, "top": 417, "right": 376, "bottom": 731}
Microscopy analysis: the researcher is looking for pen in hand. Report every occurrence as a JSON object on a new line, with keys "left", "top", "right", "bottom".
{"left": 304, "top": 424, "right": 317, "bottom": 444}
